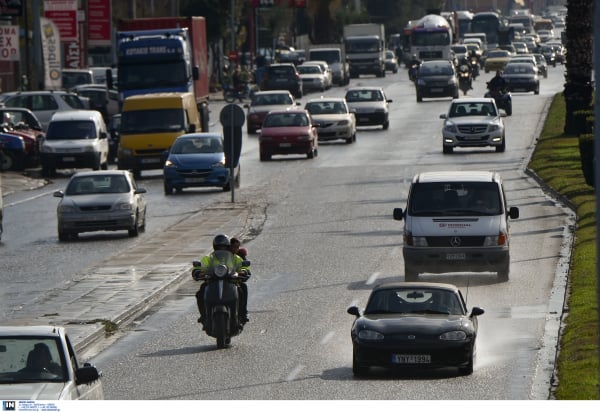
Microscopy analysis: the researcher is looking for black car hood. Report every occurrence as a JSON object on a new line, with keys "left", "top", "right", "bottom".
{"left": 358, "top": 313, "right": 469, "bottom": 334}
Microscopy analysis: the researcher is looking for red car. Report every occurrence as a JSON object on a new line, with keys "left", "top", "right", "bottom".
{"left": 258, "top": 109, "right": 318, "bottom": 161}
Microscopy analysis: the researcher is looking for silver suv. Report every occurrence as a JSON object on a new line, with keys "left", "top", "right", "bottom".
{"left": 0, "top": 91, "right": 88, "bottom": 131}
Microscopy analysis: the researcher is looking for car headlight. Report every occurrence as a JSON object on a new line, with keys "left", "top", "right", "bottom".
{"left": 484, "top": 231, "right": 507, "bottom": 246}
{"left": 83, "top": 145, "right": 95, "bottom": 153}
{"left": 120, "top": 148, "right": 133, "bottom": 156}
{"left": 417, "top": 79, "right": 426, "bottom": 86}
{"left": 448, "top": 78, "right": 457, "bottom": 85}
{"left": 440, "top": 330, "right": 467, "bottom": 341}
{"left": 358, "top": 329, "right": 384, "bottom": 340}
{"left": 211, "top": 161, "right": 225, "bottom": 168}
{"left": 404, "top": 233, "right": 428, "bottom": 247}
{"left": 488, "top": 123, "right": 501, "bottom": 132}
{"left": 374, "top": 108, "right": 385, "bottom": 113}
{"left": 297, "top": 134, "right": 311, "bottom": 141}
{"left": 164, "top": 159, "right": 175, "bottom": 167}
{"left": 41, "top": 144, "right": 54, "bottom": 153}
{"left": 58, "top": 205, "right": 77, "bottom": 213}
{"left": 116, "top": 202, "right": 133, "bottom": 211}
{"left": 338, "top": 120, "right": 349, "bottom": 126}
{"left": 444, "top": 123, "right": 458, "bottom": 133}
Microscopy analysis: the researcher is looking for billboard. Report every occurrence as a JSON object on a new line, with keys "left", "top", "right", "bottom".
{"left": 40, "top": 17, "right": 62, "bottom": 90}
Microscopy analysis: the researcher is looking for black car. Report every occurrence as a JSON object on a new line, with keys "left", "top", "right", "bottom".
{"left": 415, "top": 60, "right": 459, "bottom": 102}
{"left": 348, "top": 282, "right": 484, "bottom": 376}
{"left": 260, "top": 63, "right": 303, "bottom": 98}
{"left": 502, "top": 62, "right": 540, "bottom": 94}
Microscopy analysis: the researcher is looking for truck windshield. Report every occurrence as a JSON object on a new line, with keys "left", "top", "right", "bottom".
{"left": 345, "top": 39, "right": 379, "bottom": 53}
{"left": 412, "top": 31, "right": 450, "bottom": 46}
{"left": 119, "top": 62, "right": 188, "bottom": 90}
{"left": 309, "top": 50, "right": 340, "bottom": 63}
{"left": 121, "top": 109, "right": 185, "bottom": 133}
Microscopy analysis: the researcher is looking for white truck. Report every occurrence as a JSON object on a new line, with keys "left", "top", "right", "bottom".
{"left": 307, "top": 45, "right": 350, "bottom": 86}
{"left": 343, "top": 23, "right": 386, "bottom": 78}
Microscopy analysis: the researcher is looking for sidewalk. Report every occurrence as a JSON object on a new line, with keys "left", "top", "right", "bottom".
{"left": 1, "top": 170, "right": 260, "bottom": 354}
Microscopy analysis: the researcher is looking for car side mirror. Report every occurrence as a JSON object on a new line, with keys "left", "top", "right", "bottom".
{"left": 347, "top": 306, "right": 361, "bottom": 317}
{"left": 393, "top": 207, "right": 404, "bottom": 221}
{"left": 509, "top": 206, "right": 519, "bottom": 219}
{"left": 440, "top": 114, "right": 447, "bottom": 119}
{"left": 99, "top": 131, "right": 107, "bottom": 139}
{"left": 470, "top": 306, "right": 485, "bottom": 317}
{"left": 188, "top": 124, "right": 196, "bottom": 133}
{"left": 135, "top": 188, "right": 147, "bottom": 194}
{"left": 53, "top": 190, "right": 64, "bottom": 198}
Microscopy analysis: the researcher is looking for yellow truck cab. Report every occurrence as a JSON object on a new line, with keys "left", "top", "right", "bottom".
{"left": 118, "top": 92, "right": 201, "bottom": 177}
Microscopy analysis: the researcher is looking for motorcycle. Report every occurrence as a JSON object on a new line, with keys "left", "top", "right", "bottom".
{"left": 192, "top": 250, "right": 251, "bottom": 348}
{"left": 223, "top": 82, "right": 255, "bottom": 103}
{"left": 408, "top": 61, "right": 421, "bottom": 82}
{"left": 485, "top": 84, "right": 512, "bottom": 116}
{"left": 458, "top": 64, "right": 472, "bottom": 96}
{"left": 470, "top": 57, "right": 480, "bottom": 79}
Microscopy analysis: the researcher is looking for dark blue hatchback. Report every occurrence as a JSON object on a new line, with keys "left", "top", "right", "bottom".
{"left": 162, "top": 133, "right": 240, "bottom": 194}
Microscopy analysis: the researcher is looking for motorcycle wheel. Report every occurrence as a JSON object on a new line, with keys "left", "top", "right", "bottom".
{"left": 213, "top": 312, "right": 229, "bottom": 349}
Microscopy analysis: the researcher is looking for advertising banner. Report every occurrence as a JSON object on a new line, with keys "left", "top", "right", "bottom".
{"left": 88, "top": 0, "right": 111, "bottom": 46}
{"left": 0, "top": 25, "right": 19, "bottom": 62}
{"left": 44, "top": 0, "right": 78, "bottom": 42}
{"left": 40, "top": 17, "right": 62, "bottom": 90}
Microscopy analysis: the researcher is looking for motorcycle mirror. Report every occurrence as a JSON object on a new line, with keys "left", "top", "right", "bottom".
{"left": 192, "top": 260, "right": 201, "bottom": 266}
{"left": 242, "top": 260, "right": 251, "bottom": 266}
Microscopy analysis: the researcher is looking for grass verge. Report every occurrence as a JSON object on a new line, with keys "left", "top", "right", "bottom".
{"left": 528, "top": 93, "right": 599, "bottom": 399}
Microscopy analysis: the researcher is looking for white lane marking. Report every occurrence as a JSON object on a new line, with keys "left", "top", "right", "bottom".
{"left": 5, "top": 189, "right": 56, "bottom": 208}
{"left": 366, "top": 272, "right": 380, "bottom": 285}
{"left": 320, "top": 331, "right": 335, "bottom": 345}
{"left": 286, "top": 364, "right": 305, "bottom": 381}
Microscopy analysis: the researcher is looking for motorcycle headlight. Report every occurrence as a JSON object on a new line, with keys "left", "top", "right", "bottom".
{"left": 214, "top": 264, "right": 228, "bottom": 278}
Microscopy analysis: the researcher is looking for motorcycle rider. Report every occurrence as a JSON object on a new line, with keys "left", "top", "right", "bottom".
{"left": 457, "top": 55, "right": 474, "bottom": 90}
{"left": 408, "top": 54, "right": 421, "bottom": 81}
{"left": 488, "top": 69, "right": 507, "bottom": 93}
{"left": 193, "top": 234, "right": 250, "bottom": 327}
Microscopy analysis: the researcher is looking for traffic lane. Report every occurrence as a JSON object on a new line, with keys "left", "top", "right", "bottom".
{"left": 92, "top": 69, "right": 568, "bottom": 399}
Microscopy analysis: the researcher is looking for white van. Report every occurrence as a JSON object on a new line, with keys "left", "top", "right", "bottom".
{"left": 393, "top": 171, "right": 519, "bottom": 281}
{"left": 40, "top": 110, "right": 109, "bottom": 176}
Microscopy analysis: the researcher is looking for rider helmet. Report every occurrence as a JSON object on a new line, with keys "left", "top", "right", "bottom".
{"left": 213, "top": 234, "right": 231, "bottom": 249}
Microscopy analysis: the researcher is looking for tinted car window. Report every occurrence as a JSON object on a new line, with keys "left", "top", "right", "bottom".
{"left": 409, "top": 181, "right": 502, "bottom": 216}
{"left": 61, "top": 94, "right": 85, "bottom": 109}
{"left": 46, "top": 120, "right": 97, "bottom": 140}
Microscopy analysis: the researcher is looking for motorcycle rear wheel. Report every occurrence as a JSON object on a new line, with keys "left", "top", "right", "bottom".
{"left": 213, "top": 312, "right": 229, "bottom": 349}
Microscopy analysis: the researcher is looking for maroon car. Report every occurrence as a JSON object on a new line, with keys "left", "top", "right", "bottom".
{"left": 258, "top": 109, "right": 318, "bottom": 161}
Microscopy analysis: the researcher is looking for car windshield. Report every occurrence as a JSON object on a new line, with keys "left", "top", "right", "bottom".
{"left": 120, "top": 109, "right": 185, "bottom": 133}
{"left": 419, "top": 64, "right": 454, "bottom": 76}
{"left": 408, "top": 181, "right": 502, "bottom": 216}
{"left": 251, "top": 94, "right": 292, "bottom": 106}
{"left": 46, "top": 120, "right": 97, "bottom": 140}
{"left": 263, "top": 112, "right": 309, "bottom": 127}
{"left": 449, "top": 102, "right": 497, "bottom": 117}
{"left": 504, "top": 64, "right": 535, "bottom": 74}
{"left": 171, "top": 136, "right": 223, "bottom": 154}
{"left": 0, "top": 337, "right": 67, "bottom": 383}
{"left": 305, "top": 101, "right": 347, "bottom": 115}
{"left": 365, "top": 287, "right": 465, "bottom": 315}
{"left": 298, "top": 65, "right": 322, "bottom": 74}
{"left": 65, "top": 174, "right": 130, "bottom": 195}
{"left": 488, "top": 50, "right": 510, "bottom": 58}
{"left": 345, "top": 90, "right": 383, "bottom": 102}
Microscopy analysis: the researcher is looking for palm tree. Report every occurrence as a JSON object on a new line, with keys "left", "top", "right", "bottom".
{"left": 563, "top": 0, "right": 593, "bottom": 134}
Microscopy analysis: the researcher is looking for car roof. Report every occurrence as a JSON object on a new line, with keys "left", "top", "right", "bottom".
{"left": 306, "top": 97, "right": 346, "bottom": 103}
{"left": 0, "top": 325, "right": 65, "bottom": 337}
{"left": 266, "top": 109, "right": 309, "bottom": 115}
{"left": 345, "top": 86, "right": 384, "bottom": 92}
{"left": 176, "top": 132, "right": 223, "bottom": 140}
{"left": 450, "top": 97, "right": 495, "bottom": 104}
{"left": 50, "top": 110, "right": 104, "bottom": 122}
{"left": 70, "top": 170, "right": 131, "bottom": 179}
{"left": 253, "top": 90, "right": 293, "bottom": 96}
{"left": 372, "top": 282, "right": 460, "bottom": 293}
{"left": 413, "top": 170, "right": 500, "bottom": 184}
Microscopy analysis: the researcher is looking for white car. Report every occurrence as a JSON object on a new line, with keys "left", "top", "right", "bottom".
{"left": 304, "top": 97, "right": 357, "bottom": 144}
{"left": 53, "top": 170, "right": 147, "bottom": 240}
{"left": 0, "top": 325, "right": 104, "bottom": 400}
{"left": 296, "top": 64, "right": 327, "bottom": 93}
{"left": 303, "top": 60, "right": 332, "bottom": 89}
{"left": 344, "top": 86, "right": 392, "bottom": 130}
{"left": 440, "top": 97, "right": 506, "bottom": 153}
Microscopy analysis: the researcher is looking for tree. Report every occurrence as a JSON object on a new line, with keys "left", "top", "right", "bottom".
{"left": 563, "top": 0, "right": 593, "bottom": 135}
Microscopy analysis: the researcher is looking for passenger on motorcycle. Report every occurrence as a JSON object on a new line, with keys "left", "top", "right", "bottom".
{"left": 194, "top": 234, "right": 250, "bottom": 327}
{"left": 488, "top": 70, "right": 507, "bottom": 92}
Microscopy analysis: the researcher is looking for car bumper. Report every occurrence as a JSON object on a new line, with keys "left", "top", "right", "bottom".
{"left": 58, "top": 212, "right": 136, "bottom": 233}
{"left": 352, "top": 338, "right": 474, "bottom": 369}
{"left": 164, "top": 167, "right": 232, "bottom": 189}
{"left": 117, "top": 153, "right": 164, "bottom": 171}
{"left": 259, "top": 140, "right": 313, "bottom": 156}
{"left": 317, "top": 125, "right": 354, "bottom": 141}
{"left": 417, "top": 85, "right": 458, "bottom": 98}
{"left": 403, "top": 246, "right": 510, "bottom": 273}
{"left": 443, "top": 130, "right": 504, "bottom": 148}
{"left": 506, "top": 81, "right": 539, "bottom": 93}
{"left": 354, "top": 112, "right": 387, "bottom": 126}
{"left": 41, "top": 152, "right": 100, "bottom": 169}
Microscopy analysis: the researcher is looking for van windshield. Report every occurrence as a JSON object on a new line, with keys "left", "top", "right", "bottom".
{"left": 409, "top": 182, "right": 502, "bottom": 216}
{"left": 46, "top": 120, "right": 97, "bottom": 140}
{"left": 120, "top": 109, "right": 185, "bottom": 133}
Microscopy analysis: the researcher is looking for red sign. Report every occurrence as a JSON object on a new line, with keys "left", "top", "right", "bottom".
{"left": 228, "top": 51, "right": 238, "bottom": 62}
{"left": 87, "top": 0, "right": 111, "bottom": 46}
{"left": 250, "top": 0, "right": 306, "bottom": 7}
{"left": 44, "top": 0, "right": 78, "bottom": 42}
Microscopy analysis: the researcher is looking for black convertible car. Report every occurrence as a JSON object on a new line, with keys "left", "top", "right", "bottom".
{"left": 348, "top": 282, "right": 484, "bottom": 376}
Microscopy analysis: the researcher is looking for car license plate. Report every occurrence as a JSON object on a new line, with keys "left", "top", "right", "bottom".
{"left": 359, "top": 117, "right": 370, "bottom": 122}
{"left": 280, "top": 143, "right": 291, "bottom": 147}
{"left": 431, "top": 88, "right": 443, "bottom": 93}
{"left": 141, "top": 157, "right": 160, "bottom": 164}
{"left": 185, "top": 177, "right": 204, "bottom": 183}
{"left": 392, "top": 354, "right": 431, "bottom": 364}
{"left": 62, "top": 156, "right": 75, "bottom": 162}
{"left": 446, "top": 253, "right": 466, "bottom": 260}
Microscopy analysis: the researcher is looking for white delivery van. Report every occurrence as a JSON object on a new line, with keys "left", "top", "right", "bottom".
{"left": 40, "top": 110, "right": 109, "bottom": 176}
{"left": 393, "top": 171, "right": 519, "bottom": 281}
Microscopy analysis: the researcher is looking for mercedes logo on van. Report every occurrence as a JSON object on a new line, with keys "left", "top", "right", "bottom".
{"left": 450, "top": 236, "right": 462, "bottom": 247}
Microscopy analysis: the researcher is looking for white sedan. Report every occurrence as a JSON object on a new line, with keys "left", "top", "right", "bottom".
{"left": 304, "top": 97, "right": 357, "bottom": 144}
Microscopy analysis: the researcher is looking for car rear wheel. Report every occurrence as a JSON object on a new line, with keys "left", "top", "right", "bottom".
{"left": 259, "top": 151, "right": 271, "bottom": 161}
{"left": 498, "top": 263, "right": 510, "bottom": 282}
{"left": 0, "top": 151, "right": 17, "bottom": 171}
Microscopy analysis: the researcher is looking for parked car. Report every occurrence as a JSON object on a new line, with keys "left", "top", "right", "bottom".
{"left": 414, "top": 60, "right": 459, "bottom": 102}
{"left": 393, "top": 170, "right": 520, "bottom": 281}
{"left": 0, "top": 90, "right": 88, "bottom": 131}
{"left": 483, "top": 49, "right": 512, "bottom": 73}
{"left": 348, "top": 282, "right": 484, "bottom": 376}
{"left": 0, "top": 132, "right": 26, "bottom": 171}
{"left": 53, "top": 170, "right": 147, "bottom": 240}
{"left": 296, "top": 64, "right": 327, "bottom": 93}
{"left": 344, "top": 86, "right": 392, "bottom": 130}
{"left": 163, "top": 132, "right": 240, "bottom": 194}
{"left": 0, "top": 108, "right": 46, "bottom": 169}
{"left": 440, "top": 97, "right": 506, "bottom": 153}
{"left": 71, "top": 84, "right": 120, "bottom": 122}
{"left": 243, "top": 90, "right": 299, "bottom": 134}
{"left": 260, "top": 63, "right": 303, "bottom": 98}
{"left": 258, "top": 109, "right": 318, "bottom": 161}
{"left": 304, "top": 97, "right": 357, "bottom": 144}
{"left": 0, "top": 325, "right": 104, "bottom": 399}
{"left": 40, "top": 110, "right": 109, "bottom": 177}
{"left": 384, "top": 50, "right": 399, "bottom": 73}
{"left": 61, "top": 68, "right": 95, "bottom": 91}
{"left": 502, "top": 62, "right": 540, "bottom": 94}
